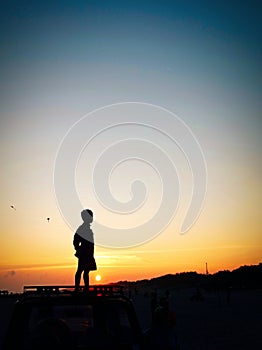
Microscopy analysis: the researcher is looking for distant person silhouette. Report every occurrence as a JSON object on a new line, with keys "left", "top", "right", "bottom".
{"left": 74, "top": 209, "right": 97, "bottom": 292}
{"left": 145, "top": 296, "right": 179, "bottom": 349}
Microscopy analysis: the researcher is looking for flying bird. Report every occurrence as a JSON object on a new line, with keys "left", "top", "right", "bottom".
{"left": 47, "top": 217, "right": 50, "bottom": 223}
{"left": 10, "top": 205, "right": 16, "bottom": 210}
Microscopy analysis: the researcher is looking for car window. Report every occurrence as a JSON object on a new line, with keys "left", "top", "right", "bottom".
{"left": 28, "top": 304, "right": 94, "bottom": 332}
{"left": 54, "top": 305, "right": 94, "bottom": 332}
{"left": 23, "top": 301, "right": 137, "bottom": 349}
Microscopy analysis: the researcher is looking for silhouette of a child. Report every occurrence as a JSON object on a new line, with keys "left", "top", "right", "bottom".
{"left": 73, "top": 209, "right": 97, "bottom": 292}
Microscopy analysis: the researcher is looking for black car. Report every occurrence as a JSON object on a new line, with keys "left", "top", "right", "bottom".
{"left": 3, "top": 285, "right": 144, "bottom": 350}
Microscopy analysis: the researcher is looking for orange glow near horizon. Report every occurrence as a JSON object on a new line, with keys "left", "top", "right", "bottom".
{"left": 1, "top": 224, "right": 261, "bottom": 293}
{"left": 1, "top": 253, "right": 262, "bottom": 294}
{"left": 1, "top": 193, "right": 262, "bottom": 293}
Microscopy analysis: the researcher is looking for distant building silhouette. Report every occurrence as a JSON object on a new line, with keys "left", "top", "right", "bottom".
{"left": 206, "top": 262, "right": 209, "bottom": 275}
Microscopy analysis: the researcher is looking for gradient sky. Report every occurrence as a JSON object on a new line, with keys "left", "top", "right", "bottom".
{"left": 0, "top": 0, "right": 261, "bottom": 292}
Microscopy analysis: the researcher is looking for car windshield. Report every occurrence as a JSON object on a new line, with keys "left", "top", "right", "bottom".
{"left": 23, "top": 301, "right": 136, "bottom": 349}
{"left": 28, "top": 304, "right": 94, "bottom": 332}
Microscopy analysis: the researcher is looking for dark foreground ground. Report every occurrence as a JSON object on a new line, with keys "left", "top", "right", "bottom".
{"left": 131, "top": 287, "right": 262, "bottom": 350}
{"left": 0, "top": 288, "right": 262, "bottom": 349}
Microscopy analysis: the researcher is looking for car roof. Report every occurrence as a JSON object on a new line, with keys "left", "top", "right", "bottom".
{"left": 18, "top": 285, "right": 131, "bottom": 305}
{"left": 23, "top": 284, "right": 124, "bottom": 295}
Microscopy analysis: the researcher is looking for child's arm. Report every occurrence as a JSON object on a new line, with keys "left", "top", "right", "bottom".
{"left": 73, "top": 233, "right": 81, "bottom": 250}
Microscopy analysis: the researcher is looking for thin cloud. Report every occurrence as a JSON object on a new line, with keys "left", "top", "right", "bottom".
{"left": 1, "top": 263, "right": 75, "bottom": 272}
{"left": 4, "top": 270, "right": 16, "bottom": 278}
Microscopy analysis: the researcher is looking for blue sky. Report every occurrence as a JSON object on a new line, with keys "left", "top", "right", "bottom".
{"left": 1, "top": 1, "right": 261, "bottom": 108}
{"left": 1, "top": 0, "right": 260, "bottom": 180}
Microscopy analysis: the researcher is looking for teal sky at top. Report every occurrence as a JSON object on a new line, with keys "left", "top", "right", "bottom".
{"left": 0, "top": 0, "right": 261, "bottom": 229}
{"left": 1, "top": 1, "right": 261, "bottom": 112}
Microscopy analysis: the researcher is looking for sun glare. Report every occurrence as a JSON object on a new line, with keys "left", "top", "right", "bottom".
{"left": 95, "top": 274, "right": 102, "bottom": 282}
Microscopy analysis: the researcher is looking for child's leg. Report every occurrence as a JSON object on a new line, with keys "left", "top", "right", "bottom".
{"left": 83, "top": 269, "right": 90, "bottom": 290}
{"left": 75, "top": 261, "right": 83, "bottom": 291}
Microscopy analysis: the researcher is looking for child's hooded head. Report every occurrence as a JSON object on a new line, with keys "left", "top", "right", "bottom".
{"left": 81, "top": 209, "right": 93, "bottom": 224}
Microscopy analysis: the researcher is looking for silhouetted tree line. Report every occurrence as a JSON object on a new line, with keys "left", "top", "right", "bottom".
{"left": 119, "top": 263, "right": 262, "bottom": 291}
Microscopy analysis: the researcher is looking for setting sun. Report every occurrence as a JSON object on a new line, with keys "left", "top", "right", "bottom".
{"left": 95, "top": 274, "right": 102, "bottom": 282}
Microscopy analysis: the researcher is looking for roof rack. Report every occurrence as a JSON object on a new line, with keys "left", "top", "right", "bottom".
{"left": 23, "top": 285, "right": 124, "bottom": 296}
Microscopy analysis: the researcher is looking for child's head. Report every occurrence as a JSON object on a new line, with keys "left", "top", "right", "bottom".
{"left": 81, "top": 209, "right": 93, "bottom": 224}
